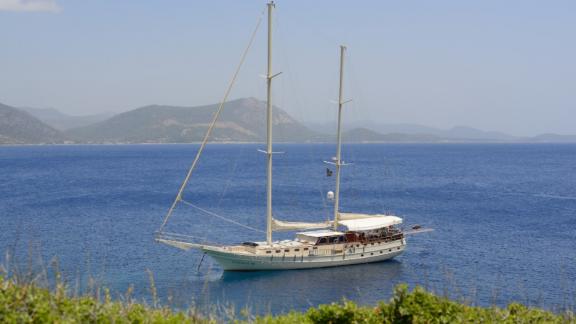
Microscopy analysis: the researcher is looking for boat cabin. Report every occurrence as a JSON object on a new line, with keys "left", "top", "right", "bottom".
{"left": 340, "top": 216, "right": 404, "bottom": 243}
{"left": 238, "top": 216, "right": 404, "bottom": 251}
{"left": 295, "top": 216, "right": 404, "bottom": 246}
{"left": 296, "top": 230, "right": 345, "bottom": 245}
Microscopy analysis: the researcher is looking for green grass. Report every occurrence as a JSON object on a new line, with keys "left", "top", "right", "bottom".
{"left": 0, "top": 275, "right": 573, "bottom": 323}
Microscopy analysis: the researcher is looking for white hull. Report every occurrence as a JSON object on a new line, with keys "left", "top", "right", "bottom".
{"left": 202, "top": 239, "right": 406, "bottom": 271}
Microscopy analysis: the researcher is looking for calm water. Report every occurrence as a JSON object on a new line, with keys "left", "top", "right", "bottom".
{"left": 1, "top": 144, "right": 575, "bottom": 314}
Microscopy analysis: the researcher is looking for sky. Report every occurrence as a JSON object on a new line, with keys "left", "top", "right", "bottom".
{"left": 0, "top": 0, "right": 574, "bottom": 136}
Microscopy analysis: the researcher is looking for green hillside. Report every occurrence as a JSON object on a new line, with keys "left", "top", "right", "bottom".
{"left": 67, "top": 98, "right": 323, "bottom": 143}
{"left": 0, "top": 103, "right": 65, "bottom": 144}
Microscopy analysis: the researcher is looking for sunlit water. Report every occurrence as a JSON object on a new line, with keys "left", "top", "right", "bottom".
{"left": 1, "top": 144, "right": 575, "bottom": 314}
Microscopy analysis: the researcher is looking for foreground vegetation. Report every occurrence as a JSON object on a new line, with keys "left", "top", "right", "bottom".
{"left": 0, "top": 276, "right": 573, "bottom": 323}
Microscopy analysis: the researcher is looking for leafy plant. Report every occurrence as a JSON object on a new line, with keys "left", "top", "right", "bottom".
{"left": 0, "top": 275, "right": 573, "bottom": 323}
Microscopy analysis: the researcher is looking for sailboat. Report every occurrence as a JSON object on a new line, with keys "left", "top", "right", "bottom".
{"left": 155, "top": 2, "right": 431, "bottom": 271}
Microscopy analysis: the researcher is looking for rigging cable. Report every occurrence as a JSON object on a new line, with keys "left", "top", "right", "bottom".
{"left": 158, "top": 9, "right": 265, "bottom": 232}
{"left": 180, "top": 199, "right": 265, "bottom": 233}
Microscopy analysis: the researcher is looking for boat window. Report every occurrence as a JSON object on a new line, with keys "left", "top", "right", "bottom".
{"left": 284, "top": 249, "right": 290, "bottom": 252}
{"left": 266, "top": 251, "right": 272, "bottom": 254}
{"left": 275, "top": 250, "right": 281, "bottom": 253}
{"left": 303, "top": 248, "right": 309, "bottom": 251}
{"left": 294, "top": 248, "right": 300, "bottom": 252}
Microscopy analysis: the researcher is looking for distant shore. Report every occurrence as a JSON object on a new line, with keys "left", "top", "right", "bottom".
{"left": 2, "top": 141, "right": 576, "bottom": 147}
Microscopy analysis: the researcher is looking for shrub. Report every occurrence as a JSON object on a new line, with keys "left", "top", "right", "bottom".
{"left": 0, "top": 276, "right": 573, "bottom": 323}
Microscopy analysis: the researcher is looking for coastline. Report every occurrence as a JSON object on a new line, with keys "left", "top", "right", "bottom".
{"left": 2, "top": 141, "right": 576, "bottom": 147}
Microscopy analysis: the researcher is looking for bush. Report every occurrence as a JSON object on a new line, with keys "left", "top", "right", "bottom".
{"left": 0, "top": 276, "right": 573, "bottom": 323}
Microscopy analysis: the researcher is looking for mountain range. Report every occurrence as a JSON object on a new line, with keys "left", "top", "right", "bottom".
{"left": 20, "top": 107, "right": 113, "bottom": 130}
{"left": 306, "top": 122, "right": 518, "bottom": 142}
{"left": 66, "top": 98, "right": 323, "bottom": 143}
{"left": 0, "top": 103, "right": 65, "bottom": 144}
{"left": 1, "top": 98, "right": 575, "bottom": 144}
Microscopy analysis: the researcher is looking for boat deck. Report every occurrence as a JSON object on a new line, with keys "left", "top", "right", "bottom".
{"left": 203, "top": 236, "right": 407, "bottom": 271}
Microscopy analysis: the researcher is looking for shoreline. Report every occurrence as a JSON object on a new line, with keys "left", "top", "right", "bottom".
{"left": 2, "top": 141, "right": 576, "bottom": 147}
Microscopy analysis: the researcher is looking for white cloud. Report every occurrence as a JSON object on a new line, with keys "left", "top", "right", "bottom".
{"left": 0, "top": 0, "right": 61, "bottom": 13}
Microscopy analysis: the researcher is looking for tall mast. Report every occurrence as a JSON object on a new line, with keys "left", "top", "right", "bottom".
{"left": 265, "top": 1, "right": 275, "bottom": 245}
{"left": 333, "top": 45, "right": 346, "bottom": 230}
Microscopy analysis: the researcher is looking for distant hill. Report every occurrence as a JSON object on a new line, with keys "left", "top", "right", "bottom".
{"left": 309, "top": 121, "right": 519, "bottom": 142}
{"left": 306, "top": 121, "right": 442, "bottom": 136}
{"left": 2, "top": 98, "right": 576, "bottom": 144}
{"left": 442, "top": 126, "right": 517, "bottom": 141}
{"left": 0, "top": 103, "right": 65, "bottom": 144}
{"left": 530, "top": 133, "right": 576, "bottom": 143}
{"left": 342, "top": 128, "right": 441, "bottom": 143}
{"left": 67, "top": 98, "right": 324, "bottom": 143}
{"left": 21, "top": 107, "right": 113, "bottom": 130}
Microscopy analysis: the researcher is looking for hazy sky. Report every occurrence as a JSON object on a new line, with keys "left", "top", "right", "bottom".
{"left": 0, "top": 0, "right": 574, "bottom": 136}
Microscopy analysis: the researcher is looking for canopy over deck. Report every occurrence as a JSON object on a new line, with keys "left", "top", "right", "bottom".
{"left": 339, "top": 215, "right": 402, "bottom": 231}
{"left": 296, "top": 230, "right": 345, "bottom": 237}
{"left": 339, "top": 212, "right": 398, "bottom": 220}
{"left": 272, "top": 218, "right": 332, "bottom": 231}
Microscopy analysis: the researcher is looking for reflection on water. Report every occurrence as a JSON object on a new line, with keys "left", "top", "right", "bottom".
{"left": 162, "top": 259, "right": 404, "bottom": 313}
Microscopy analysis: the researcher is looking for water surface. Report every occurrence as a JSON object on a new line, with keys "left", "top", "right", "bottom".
{"left": 1, "top": 144, "right": 575, "bottom": 314}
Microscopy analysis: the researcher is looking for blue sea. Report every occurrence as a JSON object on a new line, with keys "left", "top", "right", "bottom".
{"left": 1, "top": 144, "right": 575, "bottom": 314}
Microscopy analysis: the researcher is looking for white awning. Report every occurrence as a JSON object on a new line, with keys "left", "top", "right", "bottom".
{"left": 339, "top": 215, "right": 402, "bottom": 231}
{"left": 272, "top": 218, "right": 332, "bottom": 231}
{"left": 339, "top": 212, "right": 397, "bottom": 220}
{"left": 295, "top": 230, "right": 344, "bottom": 238}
